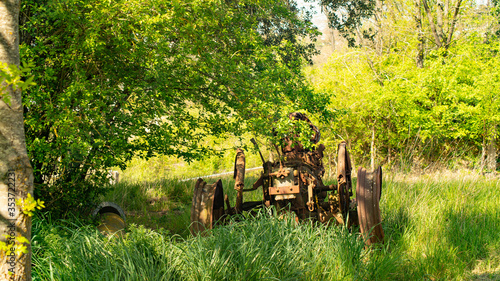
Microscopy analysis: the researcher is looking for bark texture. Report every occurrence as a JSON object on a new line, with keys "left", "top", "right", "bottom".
{"left": 421, "top": 0, "right": 463, "bottom": 49}
{"left": 486, "top": 125, "right": 497, "bottom": 172}
{"left": 1, "top": 0, "right": 34, "bottom": 280}
{"left": 414, "top": 0, "right": 425, "bottom": 68}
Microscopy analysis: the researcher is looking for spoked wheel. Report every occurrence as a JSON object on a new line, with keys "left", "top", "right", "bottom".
{"left": 190, "top": 179, "right": 225, "bottom": 236}
{"left": 356, "top": 166, "right": 384, "bottom": 245}
{"left": 337, "top": 141, "right": 353, "bottom": 219}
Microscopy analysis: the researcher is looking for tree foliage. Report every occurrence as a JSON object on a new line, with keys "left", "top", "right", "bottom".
{"left": 306, "top": 35, "right": 500, "bottom": 170}
{"left": 318, "top": 0, "right": 376, "bottom": 47}
{"left": 304, "top": 0, "right": 499, "bottom": 171}
{"left": 20, "top": 0, "right": 330, "bottom": 217}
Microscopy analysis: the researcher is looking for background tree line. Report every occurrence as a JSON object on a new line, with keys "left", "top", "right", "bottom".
{"left": 307, "top": 0, "right": 500, "bottom": 173}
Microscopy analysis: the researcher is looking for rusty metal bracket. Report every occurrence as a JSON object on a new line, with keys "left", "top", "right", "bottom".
{"left": 269, "top": 185, "right": 299, "bottom": 195}
{"left": 243, "top": 174, "right": 264, "bottom": 192}
{"left": 269, "top": 167, "right": 290, "bottom": 178}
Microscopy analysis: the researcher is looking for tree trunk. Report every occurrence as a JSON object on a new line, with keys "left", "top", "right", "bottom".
{"left": 0, "top": 1, "right": 34, "bottom": 280}
{"left": 415, "top": 0, "right": 425, "bottom": 68}
{"left": 387, "top": 116, "right": 392, "bottom": 167}
{"left": 388, "top": 145, "right": 391, "bottom": 167}
{"left": 371, "top": 124, "right": 376, "bottom": 170}
{"left": 481, "top": 136, "right": 487, "bottom": 172}
{"left": 436, "top": 1, "right": 446, "bottom": 42}
{"left": 421, "top": 0, "right": 443, "bottom": 48}
{"left": 486, "top": 125, "right": 497, "bottom": 172}
{"left": 480, "top": 120, "right": 487, "bottom": 172}
{"left": 331, "top": 29, "right": 336, "bottom": 52}
{"left": 328, "top": 153, "right": 332, "bottom": 179}
{"left": 374, "top": 0, "right": 383, "bottom": 56}
{"left": 445, "top": 0, "right": 463, "bottom": 48}
{"left": 421, "top": 0, "right": 463, "bottom": 49}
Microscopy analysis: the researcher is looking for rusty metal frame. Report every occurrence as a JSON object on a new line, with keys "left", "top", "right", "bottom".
{"left": 190, "top": 113, "right": 385, "bottom": 245}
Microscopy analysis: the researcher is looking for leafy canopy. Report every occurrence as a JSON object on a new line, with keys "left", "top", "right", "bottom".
{"left": 21, "top": 0, "right": 331, "bottom": 217}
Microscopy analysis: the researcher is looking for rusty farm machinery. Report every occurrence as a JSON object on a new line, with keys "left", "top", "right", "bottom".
{"left": 190, "top": 113, "right": 384, "bottom": 245}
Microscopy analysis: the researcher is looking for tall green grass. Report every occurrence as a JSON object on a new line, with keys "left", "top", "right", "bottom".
{"left": 381, "top": 172, "right": 500, "bottom": 280}
{"left": 32, "top": 210, "right": 396, "bottom": 281}
{"left": 32, "top": 171, "right": 500, "bottom": 280}
{"left": 32, "top": 219, "right": 181, "bottom": 280}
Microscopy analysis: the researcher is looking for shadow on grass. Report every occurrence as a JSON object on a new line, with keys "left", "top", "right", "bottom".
{"left": 380, "top": 203, "right": 500, "bottom": 279}
{"left": 382, "top": 205, "right": 413, "bottom": 248}
{"left": 101, "top": 174, "right": 265, "bottom": 238}
{"left": 470, "top": 271, "right": 500, "bottom": 281}
{"left": 444, "top": 208, "right": 500, "bottom": 273}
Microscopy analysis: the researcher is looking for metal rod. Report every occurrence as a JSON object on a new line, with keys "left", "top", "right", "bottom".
{"left": 234, "top": 148, "right": 245, "bottom": 214}
{"left": 241, "top": 201, "right": 265, "bottom": 211}
{"left": 251, "top": 138, "right": 266, "bottom": 165}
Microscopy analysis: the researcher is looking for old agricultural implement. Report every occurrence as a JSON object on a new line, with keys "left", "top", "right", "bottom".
{"left": 190, "top": 113, "right": 384, "bottom": 245}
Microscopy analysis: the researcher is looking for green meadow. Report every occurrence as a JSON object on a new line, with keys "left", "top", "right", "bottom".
{"left": 32, "top": 168, "right": 500, "bottom": 280}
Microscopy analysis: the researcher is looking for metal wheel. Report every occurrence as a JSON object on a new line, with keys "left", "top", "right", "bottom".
{"left": 356, "top": 166, "right": 384, "bottom": 245}
{"left": 376, "top": 166, "right": 382, "bottom": 201}
{"left": 190, "top": 179, "right": 225, "bottom": 236}
{"left": 92, "top": 201, "right": 126, "bottom": 223}
{"left": 337, "top": 141, "right": 352, "bottom": 218}
{"left": 92, "top": 201, "right": 126, "bottom": 236}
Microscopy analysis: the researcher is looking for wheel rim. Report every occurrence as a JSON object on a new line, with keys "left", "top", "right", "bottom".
{"left": 356, "top": 166, "right": 384, "bottom": 245}
{"left": 190, "top": 179, "right": 225, "bottom": 236}
{"left": 376, "top": 166, "right": 382, "bottom": 201}
{"left": 337, "top": 141, "right": 352, "bottom": 218}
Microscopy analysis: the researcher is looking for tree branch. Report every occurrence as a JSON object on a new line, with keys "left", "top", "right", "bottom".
{"left": 421, "top": 0, "right": 443, "bottom": 48}
{"left": 446, "top": 0, "right": 463, "bottom": 48}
